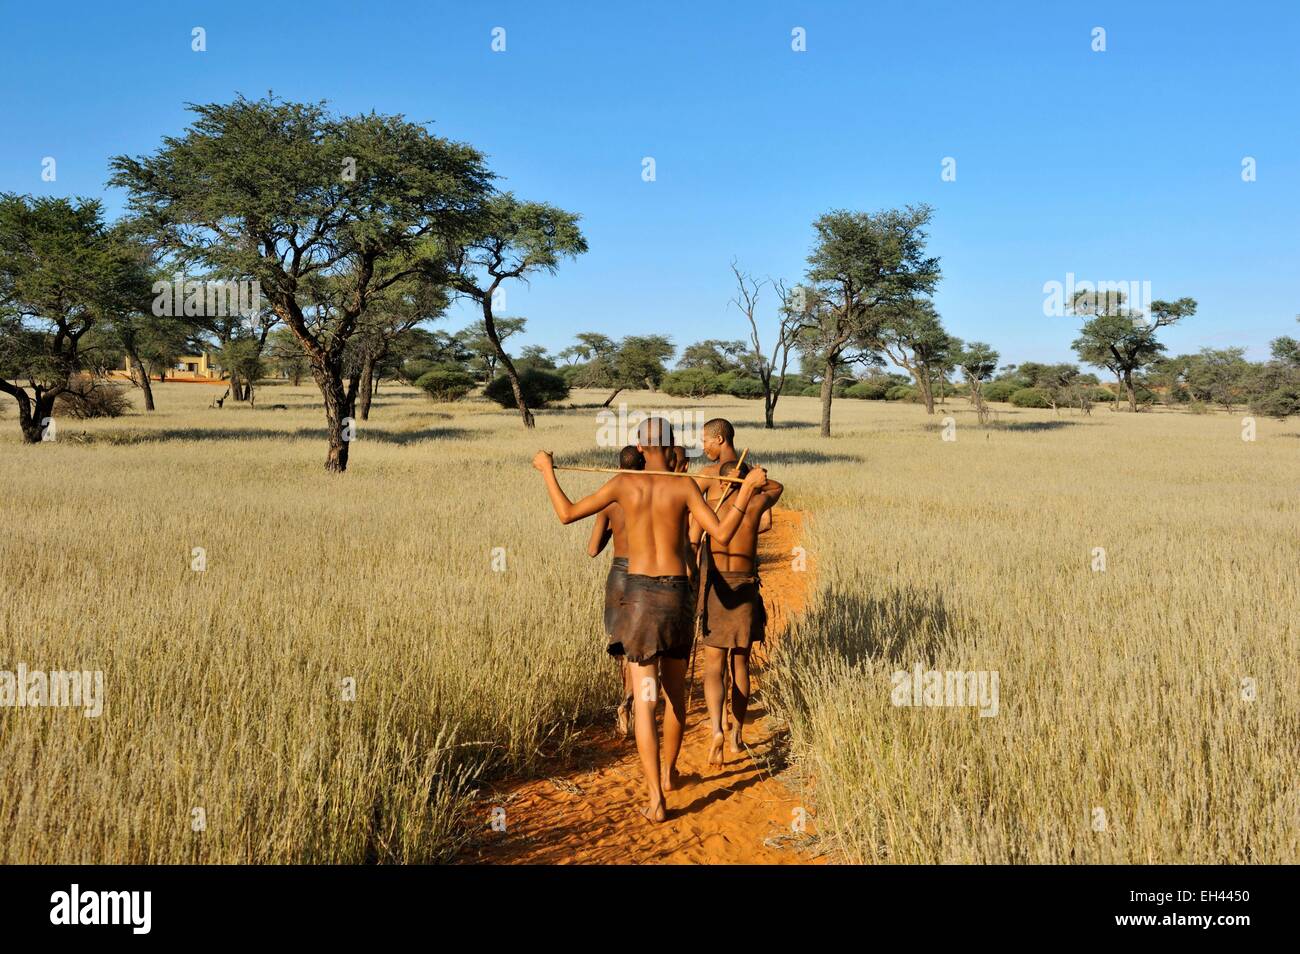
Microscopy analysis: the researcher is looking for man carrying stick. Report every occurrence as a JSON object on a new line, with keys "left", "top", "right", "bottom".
{"left": 690, "top": 458, "right": 782, "bottom": 763}
{"left": 696, "top": 418, "right": 772, "bottom": 533}
{"left": 587, "top": 445, "right": 644, "bottom": 737}
{"left": 534, "top": 417, "right": 768, "bottom": 823}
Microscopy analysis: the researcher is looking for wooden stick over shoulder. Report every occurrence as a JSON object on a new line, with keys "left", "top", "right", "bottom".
{"left": 711, "top": 448, "right": 749, "bottom": 514}
{"left": 552, "top": 463, "right": 746, "bottom": 485}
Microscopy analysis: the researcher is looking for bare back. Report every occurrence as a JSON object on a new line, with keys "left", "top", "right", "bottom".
{"left": 701, "top": 477, "right": 782, "bottom": 574}
{"left": 612, "top": 473, "right": 705, "bottom": 577}
{"left": 536, "top": 449, "right": 762, "bottom": 573}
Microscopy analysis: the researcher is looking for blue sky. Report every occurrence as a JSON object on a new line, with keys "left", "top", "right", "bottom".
{"left": 2, "top": 1, "right": 1296, "bottom": 366}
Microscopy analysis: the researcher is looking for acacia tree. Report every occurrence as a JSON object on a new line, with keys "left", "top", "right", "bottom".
{"left": 447, "top": 193, "right": 587, "bottom": 428}
{"left": 1070, "top": 291, "right": 1196, "bottom": 412}
{"left": 678, "top": 337, "right": 753, "bottom": 375}
{"left": 0, "top": 195, "right": 147, "bottom": 442}
{"left": 611, "top": 335, "right": 673, "bottom": 400}
{"left": 956, "top": 340, "right": 999, "bottom": 426}
{"left": 1271, "top": 321, "right": 1300, "bottom": 368}
{"left": 205, "top": 303, "right": 277, "bottom": 403}
{"left": 266, "top": 327, "right": 309, "bottom": 385}
{"left": 567, "top": 332, "right": 673, "bottom": 405}
{"left": 346, "top": 273, "right": 450, "bottom": 419}
{"left": 97, "top": 234, "right": 178, "bottom": 412}
{"left": 931, "top": 333, "right": 963, "bottom": 406}
{"left": 1184, "top": 347, "right": 1251, "bottom": 411}
{"left": 1249, "top": 321, "right": 1300, "bottom": 418}
{"left": 457, "top": 315, "right": 525, "bottom": 382}
{"left": 801, "top": 206, "right": 941, "bottom": 436}
{"left": 111, "top": 95, "right": 492, "bottom": 471}
{"left": 873, "top": 296, "right": 954, "bottom": 414}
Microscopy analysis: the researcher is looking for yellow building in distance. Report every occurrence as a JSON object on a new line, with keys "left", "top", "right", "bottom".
{"left": 117, "top": 353, "right": 224, "bottom": 382}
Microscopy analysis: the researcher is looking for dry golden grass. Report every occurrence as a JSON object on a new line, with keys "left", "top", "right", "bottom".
{"left": 1, "top": 380, "right": 1296, "bottom": 863}
{"left": 765, "top": 398, "right": 1300, "bottom": 863}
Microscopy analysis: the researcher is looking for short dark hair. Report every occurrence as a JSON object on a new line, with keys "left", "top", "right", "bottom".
{"left": 703, "top": 418, "right": 734, "bottom": 443}
{"left": 619, "top": 445, "right": 645, "bottom": 470}
{"left": 719, "top": 459, "right": 750, "bottom": 479}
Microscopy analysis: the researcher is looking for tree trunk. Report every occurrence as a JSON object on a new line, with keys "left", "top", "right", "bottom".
{"left": 602, "top": 387, "right": 623, "bottom": 408}
{"left": 920, "top": 370, "right": 935, "bottom": 414}
{"left": 819, "top": 360, "right": 835, "bottom": 438}
{"left": 130, "top": 352, "right": 156, "bottom": 411}
{"left": 8, "top": 387, "right": 57, "bottom": 444}
{"left": 482, "top": 297, "right": 533, "bottom": 428}
{"left": 346, "top": 369, "right": 363, "bottom": 419}
{"left": 972, "top": 382, "right": 989, "bottom": 426}
{"left": 358, "top": 356, "right": 376, "bottom": 420}
{"left": 230, "top": 372, "right": 247, "bottom": 402}
{"left": 312, "top": 362, "right": 353, "bottom": 473}
{"left": 1124, "top": 370, "right": 1137, "bottom": 412}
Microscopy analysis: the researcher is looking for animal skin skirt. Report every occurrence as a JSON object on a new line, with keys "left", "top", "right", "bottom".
{"left": 701, "top": 568, "right": 766, "bottom": 650}
{"left": 609, "top": 573, "right": 694, "bottom": 663}
{"left": 603, "top": 557, "right": 629, "bottom": 637}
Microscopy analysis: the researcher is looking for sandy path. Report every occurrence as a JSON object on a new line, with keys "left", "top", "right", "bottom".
{"left": 458, "top": 509, "right": 823, "bottom": 865}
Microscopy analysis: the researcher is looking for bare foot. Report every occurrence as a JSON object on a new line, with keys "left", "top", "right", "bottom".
{"left": 707, "top": 731, "right": 725, "bottom": 765}
{"left": 661, "top": 766, "right": 682, "bottom": 793}
{"left": 728, "top": 725, "right": 744, "bottom": 754}
{"left": 641, "top": 798, "right": 666, "bottom": 823}
{"left": 615, "top": 696, "right": 633, "bottom": 738}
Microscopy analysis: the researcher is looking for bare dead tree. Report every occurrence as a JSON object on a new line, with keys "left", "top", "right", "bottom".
{"left": 730, "top": 261, "right": 810, "bottom": 429}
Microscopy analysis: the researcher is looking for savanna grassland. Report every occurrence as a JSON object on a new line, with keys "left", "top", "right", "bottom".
{"left": 1, "top": 381, "right": 1296, "bottom": 863}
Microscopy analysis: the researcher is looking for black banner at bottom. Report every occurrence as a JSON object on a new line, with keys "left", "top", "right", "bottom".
{"left": 0, "top": 863, "right": 1283, "bottom": 941}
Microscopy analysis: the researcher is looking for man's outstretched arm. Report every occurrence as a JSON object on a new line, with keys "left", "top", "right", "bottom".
{"left": 533, "top": 451, "right": 619, "bottom": 524}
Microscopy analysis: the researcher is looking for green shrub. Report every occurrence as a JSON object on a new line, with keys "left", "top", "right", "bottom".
{"left": 716, "top": 372, "right": 764, "bottom": 398}
{"left": 1250, "top": 386, "right": 1300, "bottom": 419}
{"left": 483, "top": 368, "right": 570, "bottom": 409}
{"left": 885, "top": 384, "right": 916, "bottom": 402}
{"left": 983, "top": 379, "right": 1021, "bottom": 403}
{"left": 401, "top": 359, "right": 437, "bottom": 385}
{"left": 416, "top": 367, "right": 475, "bottom": 402}
{"left": 558, "top": 364, "right": 586, "bottom": 386}
{"left": 1009, "top": 387, "right": 1053, "bottom": 408}
{"left": 845, "top": 380, "right": 889, "bottom": 400}
{"left": 800, "top": 385, "right": 821, "bottom": 398}
{"left": 661, "top": 368, "right": 721, "bottom": 398}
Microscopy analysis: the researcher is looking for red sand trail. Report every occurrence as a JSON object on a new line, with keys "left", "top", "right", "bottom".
{"left": 458, "top": 509, "right": 824, "bottom": 865}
